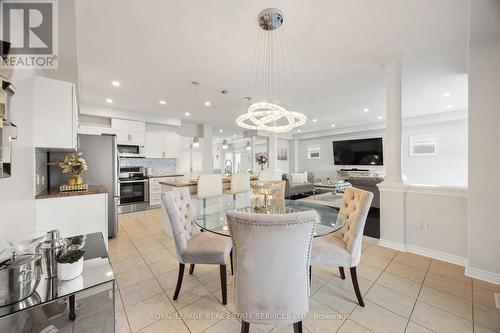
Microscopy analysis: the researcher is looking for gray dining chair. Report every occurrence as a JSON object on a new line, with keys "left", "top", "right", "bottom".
{"left": 227, "top": 209, "right": 318, "bottom": 333}
{"left": 310, "top": 187, "right": 373, "bottom": 306}
{"left": 161, "top": 187, "right": 232, "bottom": 304}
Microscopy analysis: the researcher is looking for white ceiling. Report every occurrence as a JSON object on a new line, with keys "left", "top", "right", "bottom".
{"left": 75, "top": 0, "right": 468, "bottom": 134}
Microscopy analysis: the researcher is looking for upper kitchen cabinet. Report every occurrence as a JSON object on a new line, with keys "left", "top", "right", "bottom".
{"left": 111, "top": 118, "right": 146, "bottom": 146}
{"left": 33, "top": 76, "right": 78, "bottom": 150}
{"left": 145, "top": 131, "right": 180, "bottom": 158}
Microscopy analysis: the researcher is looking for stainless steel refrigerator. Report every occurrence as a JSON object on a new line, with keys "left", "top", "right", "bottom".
{"left": 77, "top": 134, "right": 119, "bottom": 238}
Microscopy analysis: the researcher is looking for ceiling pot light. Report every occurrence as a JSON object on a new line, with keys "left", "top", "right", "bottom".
{"left": 219, "top": 129, "right": 223, "bottom": 133}
{"left": 446, "top": 105, "right": 453, "bottom": 109}
{"left": 184, "top": 112, "right": 190, "bottom": 116}
{"left": 443, "top": 92, "right": 452, "bottom": 97}
{"left": 245, "top": 141, "right": 252, "bottom": 150}
{"left": 106, "top": 98, "right": 113, "bottom": 103}
{"left": 297, "top": 129, "right": 301, "bottom": 133}
{"left": 159, "top": 100, "right": 166, "bottom": 105}
{"left": 222, "top": 139, "right": 228, "bottom": 150}
{"left": 363, "top": 108, "right": 369, "bottom": 113}
{"left": 377, "top": 116, "right": 383, "bottom": 120}
{"left": 192, "top": 137, "right": 200, "bottom": 148}
{"left": 331, "top": 124, "right": 336, "bottom": 127}
{"left": 312, "top": 118, "right": 317, "bottom": 122}
{"left": 111, "top": 81, "right": 120, "bottom": 87}
{"left": 204, "top": 101, "right": 211, "bottom": 106}
{"left": 235, "top": 8, "right": 306, "bottom": 133}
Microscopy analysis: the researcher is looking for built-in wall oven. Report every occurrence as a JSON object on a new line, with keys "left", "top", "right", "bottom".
{"left": 118, "top": 167, "right": 149, "bottom": 214}
{"left": 117, "top": 144, "right": 145, "bottom": 158}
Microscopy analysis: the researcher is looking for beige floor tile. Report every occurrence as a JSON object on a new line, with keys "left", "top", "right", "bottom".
{"left": 311, "top": 275, "right": 329, "bottom": 295}
{"left": 303, "top": 298, "right": 345, "bottom": 333}
{"left": 203, "top": 318, "right": 272, "bottom": 333}
{"left": 473, "top": 279, "right": 500, "bottom": 293}
{"left": 141, "top": 249, "right": 175, "bottom": 265}
{"left": 474, "top": 287, "right": 498, "bottom": 308}
{"left": 418, "top": 285, "right": 472, "bottom": 321}
{"left": 410, "top": 301, "right": 473, "bottom": 333}
{"left": 116, "top": 265, "right": 154, "bottom": 289}
{"left": 189, "top": 263, "right": 219, "bottom": 277}
{"left": 424, "top": 273, "right": 472, "bottom": 301}
{"left": 350, "top": 300, "right": 408, "bottom": 333}
{"left": 428, "top": 260, "right": 470, "bottom": 285}
{"left": 109, "top": 248, "right": 141, "bottom": 263}
{"left": 473, "top": 324, "right": 499, "bottom": 333}
{"left": 167, "top": 278, "right": 212, "bottom": 310}
{"left": 116, "top": 309, "right": 131, "bottom": 333}
{"left": 386, "top": 261, "right": 427, "bottom": 283}
{"left": 310, "top": 266, "right": 339, "bottom": 282}
{"left": 126, "top": 293, "right": 175, "bottom": 332}
{"left": 156, "top": 267, "right": 194, "bottom": 291}
{"left": 328, "top": 273, "right": 374, "bottom": 296}
{"left": 355, "top": 263, "right": 384, "bottom": 282}
{"left": 337, "top": 319, "right": 373, "bottom": 333}
{"left": 270, "top": 325, "right": 313, "bottom": 332}
{"left": 121, "top": 278, "right": 163, "bottom": 308}
{"left": 115, "top": 289, "right": 125, "bottom": 312}
{"left": 178, "top": 296, "right": 230, "bottom": 333}
{"left": 212, "top": 281, "right": 234, "bottom": 308}
{"left": 376, "top": 272, "right": 422, "bottom": 299}
{"left": 392, "top": 252, "right": 431, "bottom": 271}
{"left": 128, "top": 232, "right": 155, "bottom": 242}
{"left": 137, "top": 316, "right": 190, "bottom": 333}
{"left": 474, "top": 303, "right": 500, "bottom": 332}
{"left": 137, "top": 242, "right": 166, "bottom": 255}
{"left": 147, "top": 257, "right": 179, "bottom": 276}
{"left": 196, "top": 268, "right": 234, "bottom": 292}
{"left": 312, "top": 283, "right": 358, "bottom": 314}
{"left": 111, "top": 256, "right": 147, "bottom": 275}
{"left": 363, "top": 245, "right": 398, "bottom": 260}
{"left": 360, "top": 253, "right": 392, "bottom": 270}
{"left": 405, "top": 321, "right": 433, "bottom": 333}
{"left": 365, "top": 284, "right": 416, "bottom": 318}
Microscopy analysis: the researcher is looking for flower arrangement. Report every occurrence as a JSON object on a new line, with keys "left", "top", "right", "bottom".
{"left": 255, "top": 153, "right": 268, "bottom": 170}
{"left": 49, "top": 152, "right": 88, "bottom": 186}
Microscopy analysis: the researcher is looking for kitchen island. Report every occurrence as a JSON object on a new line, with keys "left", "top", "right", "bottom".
{"left": 159, "top": 175, "right": 259, "bottom": 194}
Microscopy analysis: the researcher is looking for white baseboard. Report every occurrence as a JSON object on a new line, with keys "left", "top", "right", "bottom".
{"left": 465, "top": 266, "right": 500, "bottom": 285}
{"left": 378, "top": 238, "right": 406, "bottom": 251}
{"left": 405, "top": 244, "right": 467, "bottom": 266}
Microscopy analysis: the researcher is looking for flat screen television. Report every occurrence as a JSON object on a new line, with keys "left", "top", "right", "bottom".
{"left": 333, "top": 138, "right": 383, "bottom": 165}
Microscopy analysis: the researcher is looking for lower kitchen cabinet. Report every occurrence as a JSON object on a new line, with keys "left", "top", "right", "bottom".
{"left": 35, "top": 193, "right": 108, "bottom": 247}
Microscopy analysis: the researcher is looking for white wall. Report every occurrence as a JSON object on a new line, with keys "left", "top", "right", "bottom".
{"left": 254, "top": 138, "right": 290, "bottom": 174}
{"left": 0, "top": 71, "right": 37, "bottom": 237}
{"left": 296, "top": 117, "right": 468, "bottom": 186}
{"left": 467, "top": 0, "right": 500, "bottom": 283}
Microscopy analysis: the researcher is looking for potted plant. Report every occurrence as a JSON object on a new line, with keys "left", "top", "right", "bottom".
{"left": 56, "top": 249, "right": 85, "bottom": 281}
{"left": 49, "top": 152, "right": 88, "bottom": 186}
{"left": 255, "top": 153, "right": 268, "bottom": 170}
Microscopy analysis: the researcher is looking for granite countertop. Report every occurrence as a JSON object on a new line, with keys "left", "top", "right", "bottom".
{"left": 35, "top": 185, "right": 108, "bottom": 199}
{"left": 159, "top": 175, "right": 259, "bottom": 187}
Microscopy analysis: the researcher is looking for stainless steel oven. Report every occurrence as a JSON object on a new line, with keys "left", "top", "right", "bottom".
{"left": 117, "top": 144, "right": 145, "bottom": 158}
{"left": 118, "top": 167, "right": 149, "bottom": 214}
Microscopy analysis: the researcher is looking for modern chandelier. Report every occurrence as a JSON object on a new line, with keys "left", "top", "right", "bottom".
{"left": 236, "top": 8, "right": 307, "bottom": 133}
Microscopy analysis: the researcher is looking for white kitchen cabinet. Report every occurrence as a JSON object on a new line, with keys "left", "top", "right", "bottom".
{"left": 33, "top": 76, "right": 78, "bottom": 150}
{"left": 149, "top": 176, "right": 182, "bottom": 206}
{"left": 36, "top": 193, "right": 109, "bottom": 247}
{"left": 77, "top": 125, "right": 116, "bottom": 136}
{"left": 145, "top": 131, "right": 180, "bottom": 158}
{"left": 111, "top": 119, "right": 146, "bottom": 146}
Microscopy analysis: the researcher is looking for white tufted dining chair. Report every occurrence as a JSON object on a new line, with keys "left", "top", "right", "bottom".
{"left": 193, "top": 174, "right": 223, "bottom": 208}
{"left": 258, "top": 169, "right": 283, "bottom": 181}
{"left": 223, "top": 172, "right": 251, "bottom": 200}
{"left": 227, "top": 210, "right": 318, "bottom": 333}
{"left": 310, "top": 187, "right": 373, "bottom": 306}
{"left": 161, "top": 188, "right": 232, "bottom": 304}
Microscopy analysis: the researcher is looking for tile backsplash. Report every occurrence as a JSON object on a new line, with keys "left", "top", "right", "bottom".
{"left": 119, "top": 158, "right": 178, "bottom": 176}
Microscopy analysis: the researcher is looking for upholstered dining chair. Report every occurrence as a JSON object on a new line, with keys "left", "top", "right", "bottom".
{"left": 161, "top": 187, "right": 232, "bottom": 305}
{"left": 227, "top": 210, "right": 319, "bottom": 333}
{"left": 193, "top": 174, "right": 222, "bottom": 208}
{"left": 310, "top": 187, "right": 373, "bottom": 306}
{"left": 258, "top": 169, "right": 283, "bottom": 181}
{"left": 223, "top": 172, "right": 251, "bottom": 200}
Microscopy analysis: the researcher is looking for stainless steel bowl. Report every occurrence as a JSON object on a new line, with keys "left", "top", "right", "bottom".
{"left": 0, "top": 252, "right": 42, "bottom": 306}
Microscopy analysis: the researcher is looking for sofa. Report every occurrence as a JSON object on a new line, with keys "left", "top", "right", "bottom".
{"left": 282, "top": 172, "right": 315, "bottom": 197}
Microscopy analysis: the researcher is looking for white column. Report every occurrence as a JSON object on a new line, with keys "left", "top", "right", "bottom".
{"left": 293, "top": 139, "right": 299, "bottom": 173}
{"left": 199, "top": 124, "right": 213, "bottom": 174}
{"left": 384, "top": 57, "right": 403, "bottom": 184}
{"left": 268, "top": 132, "right": 278, "bottom": 170}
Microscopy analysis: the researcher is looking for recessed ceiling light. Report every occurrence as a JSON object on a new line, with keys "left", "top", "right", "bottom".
{"left": 446, "top": 105, "right": 453, "bottom": 109}
{"left": 312, "top": 118, "right": 317, "bottom": 122}
{"left": 297, "top": 129, "right": 301, "bottom": 133}
{"left": 204, "top": 101, "right": 211, "bottom": 106}
{"left": 331, "top": 124, "right": 336, "bottom": 127}
{"left": 159, "top": 100, "right": 166, "bottom": 105}
{"left": 233, "top": 134, "right": 238, "bottom": 138}
{"left": 443, "top": 92, "right": 452, "bottom": 97}
{"left": 184, "top": 112, "right": 190, "bottom": 116}
{"left": 363, "top": 108, "right": 370, "bottom": 113}
{"left": 106, "top": 98, "right": 113, "bottom": 103}
{"left": 219, "top": 129, "right": 223, "bottom": 133}
{"left": 377, "top": 116, "right": 383, "bottom": 120}
{"left": 111, "top": 81, "right": 120, "bottom": 87}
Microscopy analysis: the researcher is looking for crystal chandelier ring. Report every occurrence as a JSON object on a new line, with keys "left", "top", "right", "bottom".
{"left": 236, "top": 102, "right": 307, "bottom": 133}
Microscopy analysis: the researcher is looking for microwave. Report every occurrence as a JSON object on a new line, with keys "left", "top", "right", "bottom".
{"left": 117, "top": 144, "right": 145, "bottom": 158}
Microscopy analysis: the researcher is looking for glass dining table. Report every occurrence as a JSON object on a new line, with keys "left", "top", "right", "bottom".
{"left": 194, "top": 197, "right": 345, "bottom": 237}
